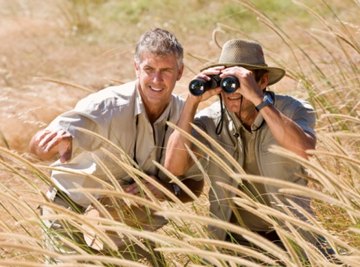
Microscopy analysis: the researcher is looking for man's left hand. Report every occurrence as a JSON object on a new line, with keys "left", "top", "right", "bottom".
{"left": 124, "top": 176, "right": 169, "bottom": 201}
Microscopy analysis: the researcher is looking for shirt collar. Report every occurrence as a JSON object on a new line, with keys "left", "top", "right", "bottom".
{"left": 225, "top": 110, "right": 239, "bottom": 136}
{"left": 134, "top": 83, "right": 144, "bottom": 117}
{"left": 226, "top": 109, "right": 265, "bottom": 132}
{"left": 251, "top": 113, "right": 265, "bottom": 131}
{"left": 134, "top": 84, "right": 172, "bottom": 124}
{"left": 154, "top": 98, "right": 172, "bottom": 124}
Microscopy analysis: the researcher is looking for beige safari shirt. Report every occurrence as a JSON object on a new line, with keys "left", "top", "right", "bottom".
{"left": 48, "top": 81, "right": 186, "bottom": 207}
{"left": 194, "top": 93, "right": 316, "bottom": 240}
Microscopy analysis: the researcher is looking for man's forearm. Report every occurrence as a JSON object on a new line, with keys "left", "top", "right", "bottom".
{"left": 176, "top": 178, "right": 204, "bottom": 203}
{"left": 29, "top": 130, "right": 57, "bottom": 160}
{"left": 29, "top": 129, "right": 73, "bottom": 162}
{"left": 165, "top": 96, "right": 200, "bottom": 176}
{"left": 260, "top": 105, "right": 316, "bottom": 158}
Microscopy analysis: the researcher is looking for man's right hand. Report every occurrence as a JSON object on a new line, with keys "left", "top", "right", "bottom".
{"left": 164, "top": 67, "right": 224, "bottom": 177}
{"left": 29, "top": 129, "right": 72, "bottom": 163}
{"left": 190, "top": 66, "right": 225, "bottom": 103}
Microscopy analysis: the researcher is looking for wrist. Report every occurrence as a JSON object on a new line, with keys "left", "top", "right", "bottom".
{"left": 253, "top": 97, "right": 263, "bottom": 107}
{"left": 255, "top": 92, "right": 274, "bottom": 111}
{"left": 187, "top": 94, "right": 202, "bottom": 106}
{"left": 156, "top": 177, "right": 181, "bottom": 199}
{"left": 171, "top": 183, "right": 181, "bottom": 197}
{"left": 252, "top": 92, "right": 264, "bottom": 107}
{"left": 184, "top": 95, "right": 201, "bottom": 117}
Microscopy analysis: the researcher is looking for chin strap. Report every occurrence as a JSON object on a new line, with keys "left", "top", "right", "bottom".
{"left": 215, "top": 90, "right": 275, "bottom": 135}
{"left": 215, "top": 94, "right": 224, "bottom": 135}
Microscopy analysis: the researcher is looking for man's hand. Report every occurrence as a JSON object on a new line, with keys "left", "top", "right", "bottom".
{"left": 29, "top": 129, "right": 72, "bottom": 163}
{"left": 220, "top": 66, "right": 264, "bottom": 105}
{"left": 190, "top": 66, "right": 224, "bottom": 102}
{"left": 164, "top": 66, "right": 224, "bottom": 177}
{"left": 124, "top": 176, "right": 171, "bottom": 201}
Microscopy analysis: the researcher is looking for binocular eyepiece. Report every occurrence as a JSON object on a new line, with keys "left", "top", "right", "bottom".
{"left": 189, "top": 75, "right": 240, "bottom": 96}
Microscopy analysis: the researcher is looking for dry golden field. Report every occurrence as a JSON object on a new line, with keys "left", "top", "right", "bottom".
{"left": 0, "top": 0, "right": 359, "bottom": 266}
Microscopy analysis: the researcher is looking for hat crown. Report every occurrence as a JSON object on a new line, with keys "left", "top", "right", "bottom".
{"left": 219, "top": 39, "right": 267, "bottom": 66}
{"left": 203, "top": 38, "right": 286, "bottom": 85}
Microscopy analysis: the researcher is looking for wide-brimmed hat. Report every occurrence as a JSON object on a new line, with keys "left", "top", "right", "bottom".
{"left": 203, "top": 39, "right": 285, "bottom": 85}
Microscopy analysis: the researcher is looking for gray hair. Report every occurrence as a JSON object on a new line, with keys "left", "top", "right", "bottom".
{"left": 134, "top": 28, "right": 183, "bottom": 67}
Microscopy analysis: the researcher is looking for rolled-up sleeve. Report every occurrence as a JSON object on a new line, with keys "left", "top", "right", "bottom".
{"left": 287, "top": 98, "right": 316, "bottom": 138}
{"left": 47, "top": 96, "right": 116, "bottom": 158}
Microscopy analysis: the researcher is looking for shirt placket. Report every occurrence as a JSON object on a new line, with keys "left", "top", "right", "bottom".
{"left": 135, "top": 115, "right": 157, "bottom": 175}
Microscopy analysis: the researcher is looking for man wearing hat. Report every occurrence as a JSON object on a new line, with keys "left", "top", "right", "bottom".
{"left": 165, "top": 39, "right": 324, "bottom": 253}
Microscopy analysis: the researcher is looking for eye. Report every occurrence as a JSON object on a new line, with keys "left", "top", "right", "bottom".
{"left": 161, "top": 68, "right": 174, "bottom": 75}
{"left": 144, "top": 66, "right": 154, "bottom": 74}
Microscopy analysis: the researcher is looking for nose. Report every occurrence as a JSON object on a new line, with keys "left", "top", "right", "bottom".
{"left": 152, "top": 71, "right": 163, "bottom": 83}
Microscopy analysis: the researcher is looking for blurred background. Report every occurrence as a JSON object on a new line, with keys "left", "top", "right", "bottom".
{"left": 1, "top": 0, "right": 357, "bottom": 153}
{"left": 0, "top": 1, "right": 359, "bottom": 264}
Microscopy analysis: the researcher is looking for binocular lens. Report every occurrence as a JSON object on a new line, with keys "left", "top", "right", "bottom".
{"left": 221, "top": 76, "right": 240, "bottom": 93}
{"left": 189, "top": 76, "right": 220, "bottom": 96}
{"left": 189, "top": 79, "right": 206, "bottom": 96}
{"left": 189, "top": 75, "right": 239, "bottom": 96}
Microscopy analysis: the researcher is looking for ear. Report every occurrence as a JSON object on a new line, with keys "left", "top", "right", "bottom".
{"left": 134, "top": 61, "right": 140, "bottom": 78}
{"left": 176, "top": 64, "right": 184, "bottom": 81}
{"left": 259, "top": 72, "right": 269, "bottom": 90}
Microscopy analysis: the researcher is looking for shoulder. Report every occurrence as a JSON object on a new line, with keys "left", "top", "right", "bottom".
{"left": 274, "top": 93, "right": 316, "bottom": 135}
{"left": 167, "top": 94, "right": 186, "bottom": 120}
{"left": 196, "top": 100, "right": 222, "bottom": 120}
{"left": 75, "top": 81, "right": 137, "bottom": 112}
{"left": 274, "top": 93, "right": 315, "bottom": 115}
{"left": 171, "top": 93, "right": 186, "bottom": 108}
{"left": 193, "top": 100, "right": 222, "bottom": 131}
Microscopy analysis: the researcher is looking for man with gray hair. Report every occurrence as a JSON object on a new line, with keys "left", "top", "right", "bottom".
{"left": 30, "top": 28, "right": 203, "bottom": 264}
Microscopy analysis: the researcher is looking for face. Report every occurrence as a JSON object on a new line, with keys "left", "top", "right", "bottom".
{"left": 135, "top": 52, "right": 183, "bottom": 111}
{"left": 222, "top": 71, "right": 269, "bottom": 114}
{"left": 221, "top": 90, "right": 243, "bottom": 113}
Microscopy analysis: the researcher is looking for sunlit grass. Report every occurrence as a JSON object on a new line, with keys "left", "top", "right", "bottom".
{"left": 0, "top": 0, "right": 359, "bottom": 266}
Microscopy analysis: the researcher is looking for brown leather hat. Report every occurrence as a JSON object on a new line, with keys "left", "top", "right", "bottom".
{"left": 203, "top": 39, "right": 286, "bottom": 85}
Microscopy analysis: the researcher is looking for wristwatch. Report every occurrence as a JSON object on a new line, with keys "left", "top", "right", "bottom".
{"left": 172, "top": 184, "right": 181, "bottom": 197}
{"left": 255, "top": 93, "right": 274, "bottom": 111}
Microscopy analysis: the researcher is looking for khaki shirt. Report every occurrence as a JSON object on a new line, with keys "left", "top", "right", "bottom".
{"left": 194, "top": 93, "right": 316, "bottom": 240}
{"left": 48, "top": 81, "right": 185, "bottom": 207}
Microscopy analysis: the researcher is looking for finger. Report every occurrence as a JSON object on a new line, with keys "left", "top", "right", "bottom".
{"left": 43, "top": 134, "right": 63, "bottom": 152}
{"left": 124, "top": 183, "right": 139, "bottom": 195}
{"left": 59, "top": 142, "right": 72, "bottom": 163}
{"left": 36, "top": 129, "right": 51, "bottom": 143}
{"left": 203, "top": 66, "right": 225, "bottom": 73}
{"left": 59, "top": 130, "right": 72, "bottom": 139}
{"left": 58, "top": 132, "right": 72, "bottom": 162}
{"left": 143, "top": 181, "right": 166, "bottom": 200}
{"left": 44, "top": 131, "right": 71, "bottom": 153}
{"left": 195, "top": 73, "right": 210, "bottom": 80}
{"left": 209, "top": 87, "right": 222, "bottom": 96}
{"left": 38, "top": 131, "right": 57, "bottom": 148}
{"left": 222, "top": 66, "right": 243, "bottom": 72}
{"left": 202, "top": 88, "right": 222, "bottom": 101}
{"left": 202, "top": 67, "right": 224, "bottom": 77}
{"left": 220, "top": 67, "right": 239, "bottom": 77}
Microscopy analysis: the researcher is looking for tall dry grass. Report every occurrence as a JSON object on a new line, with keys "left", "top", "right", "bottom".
{"left": 0, "top": 0, "right": 359, "bottom": 266}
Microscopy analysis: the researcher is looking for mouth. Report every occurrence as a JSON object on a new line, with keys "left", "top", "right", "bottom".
{"left": 227, "top": 94, "right": 241, "bottom": 101}
{"left": 149, "top": 85, "right": 163, "bottom": 92}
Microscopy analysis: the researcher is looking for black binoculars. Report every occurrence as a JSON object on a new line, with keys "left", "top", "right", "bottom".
{"left": 189, "top": 75, "right": 240, "bottom": 96}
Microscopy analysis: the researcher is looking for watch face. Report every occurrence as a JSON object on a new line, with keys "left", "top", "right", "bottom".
{"left": 255, "top": 92, "right": 274, "bottom": 111}
{"left": 265, "top": 93, "right": 274, "bottom": 105}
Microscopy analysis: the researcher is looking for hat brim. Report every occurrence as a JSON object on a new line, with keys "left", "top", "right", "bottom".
{"left": 201, "top": 63, "right": 286, "bottom": 85}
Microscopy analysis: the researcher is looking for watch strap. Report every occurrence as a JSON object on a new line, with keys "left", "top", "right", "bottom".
{"left": 255, "top": 93, "right": 273, "bottom": 111}
{"left": 172, "top": 184, "right": 181, "bottom": 196}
